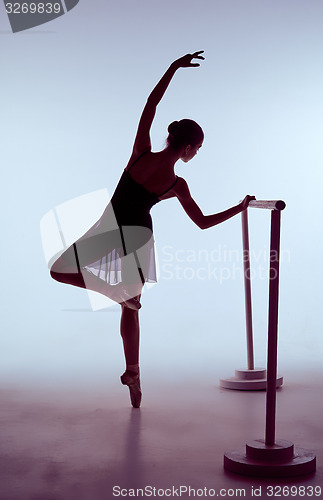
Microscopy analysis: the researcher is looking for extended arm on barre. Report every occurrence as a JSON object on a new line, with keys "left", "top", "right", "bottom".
{"left": 248, "top": 200, "right": 286, "bottom": 211}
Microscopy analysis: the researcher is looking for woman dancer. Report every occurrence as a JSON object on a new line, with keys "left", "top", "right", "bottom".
{"left": 50, "top": 51, "right": 255, "bottom": 408}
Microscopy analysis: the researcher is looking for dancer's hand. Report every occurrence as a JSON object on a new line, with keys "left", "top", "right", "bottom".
{"left": 173, "top": 51, "right": 205, "bottom": 69}
{"left": 240, "top": 195, "right": 256, "bottom": 211}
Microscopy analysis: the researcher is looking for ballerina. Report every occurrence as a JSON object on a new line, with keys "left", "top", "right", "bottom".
{"left": 50, "top": 51, "right": 255, "bottom": 408}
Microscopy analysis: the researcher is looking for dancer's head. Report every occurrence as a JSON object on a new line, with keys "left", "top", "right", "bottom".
{"left": 167, "top": 119, "right": 204, "bottom": 162}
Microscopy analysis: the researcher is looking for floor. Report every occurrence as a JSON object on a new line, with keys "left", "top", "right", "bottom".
{"left": 0, "top": 374, "right": 322, "bottom": 500}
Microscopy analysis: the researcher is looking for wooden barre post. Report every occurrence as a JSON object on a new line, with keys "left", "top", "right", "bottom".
{"left": 241, "top": 209, "right": 254, "bottom": 370}
{"left": 265, "top": 209, "right": 281, "bottom": 445}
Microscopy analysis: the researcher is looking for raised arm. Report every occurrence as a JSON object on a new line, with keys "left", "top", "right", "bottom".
{"left": 174, "top": 177, "right": 255, "bottom": 230}
{"left": 131, "top": 51, "right": 205, "bottom": 156}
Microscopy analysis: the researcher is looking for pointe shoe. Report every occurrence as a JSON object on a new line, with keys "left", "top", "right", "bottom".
{"left": 120, "top": 371, "right": 142, "bottom": 408}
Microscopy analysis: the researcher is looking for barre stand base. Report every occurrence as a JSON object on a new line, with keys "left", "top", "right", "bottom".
{"left": 224, "top": 439, "right": 316, "bottom": 477}
{"left": 220, "top": 368, "right": 283, "bottom": 391}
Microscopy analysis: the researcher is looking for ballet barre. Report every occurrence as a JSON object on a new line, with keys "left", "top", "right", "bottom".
{"left": 248, "top": 199, "right": 286, "bottom": 211}
{"left": 222, "top": 198, "right": 316, "bottom": 476}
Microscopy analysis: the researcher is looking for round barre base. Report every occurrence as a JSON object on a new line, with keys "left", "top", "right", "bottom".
{"left": 224, "top": 439, "right": 316, "bottom": 478}
{"left": 220, "top": 368, "right": 283, "bottom": 391}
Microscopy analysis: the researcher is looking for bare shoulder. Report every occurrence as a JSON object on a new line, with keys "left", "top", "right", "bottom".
{"left": 125, "top": 148, "right": 152, "bottom": 171}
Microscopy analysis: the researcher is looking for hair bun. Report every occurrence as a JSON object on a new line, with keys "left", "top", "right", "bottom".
{"left": 166, "top": 119, "right": 204, "bottom": 151}
{"left": 168, "top": 121, "right": 179, "bottom": 136}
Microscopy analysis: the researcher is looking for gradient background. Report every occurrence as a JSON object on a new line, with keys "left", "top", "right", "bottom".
{"left": 1, "top": 1, "right": 322, "bottom": 392}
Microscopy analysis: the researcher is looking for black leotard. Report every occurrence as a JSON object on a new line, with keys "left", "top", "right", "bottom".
{"left": 111, "top": 150, "right": 178, "bottom": 227}
{"left": 81, "top": 151, "right": 178, "bottom": 286}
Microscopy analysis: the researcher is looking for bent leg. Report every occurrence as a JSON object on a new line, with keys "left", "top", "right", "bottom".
{"left": 50, "top": 246, "right": 143, "bottom": 309}
{"left": 50, "top": 244, "right": 86, "bottom": 288}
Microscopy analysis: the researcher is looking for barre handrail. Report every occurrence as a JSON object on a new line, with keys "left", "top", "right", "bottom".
{"left": 248, "top": 200, "right": 286, "bottom": 211}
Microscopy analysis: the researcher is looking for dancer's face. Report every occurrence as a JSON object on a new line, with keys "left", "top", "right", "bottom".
{"left": 181, "top": 141, "right": 203, "bottom": 163}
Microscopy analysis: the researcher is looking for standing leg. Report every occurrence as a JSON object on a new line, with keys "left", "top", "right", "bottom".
{"left": 120, "top": 305, "right": 140, "bottom": 368}
{"left": 120, "top": 289, "right": 143, "bottom": 408}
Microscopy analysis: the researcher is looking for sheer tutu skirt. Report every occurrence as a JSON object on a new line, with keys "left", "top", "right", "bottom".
{"left": 83, "top": 226, "right": 157, "bottom": 286}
